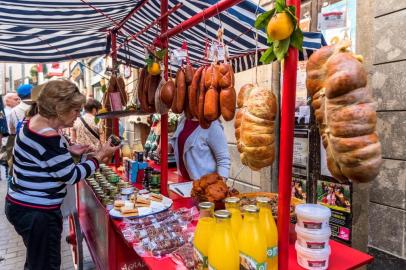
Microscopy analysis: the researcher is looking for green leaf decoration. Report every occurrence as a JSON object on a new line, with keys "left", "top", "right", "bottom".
{"left": 254, "top": 2, "right": 303, "bottom": 63}
{"left": 260, "top": 47, "right": 276, "bottom": 64}
{"left": 155, "top": 49, "right": 167, "bottom": 60}
{"left": 274, "top": 38, "right": 290, "bottom": 61}
{"left": 290, "top": 27, "right": 304, "bottom": 51}
{"left": 101, "top": 84, "right": 107, "bottom": 94}
{"left": 145, "top": 57, "right": 153, "bottom": 68}
{"left": 275, "top": 1, "right": 285, "bottom": 13}
{"left": 275, "top": 0, "right": 286, "bottom": 10}
{"left": 254, "top": 9, "right": 275, "bottom": 30}
{"left": 286, "top": 6, "right": 298, "bottom": 25}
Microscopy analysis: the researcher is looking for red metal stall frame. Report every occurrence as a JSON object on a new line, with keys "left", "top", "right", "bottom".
{"left": 106, "top": 0, "right": 300, "bottom": 268}
{"left": 278, "top": 0, "right": 300, "bottom": 268}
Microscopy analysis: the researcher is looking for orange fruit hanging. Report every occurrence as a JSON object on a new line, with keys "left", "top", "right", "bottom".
{"left": 267, "top": 12, "right": 294, "bottom": 41}
{"left": 148, "top": 62, "right": 161, "bottom": 75}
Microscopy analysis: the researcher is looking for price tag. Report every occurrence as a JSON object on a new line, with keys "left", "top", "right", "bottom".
{"left": 171, "top": 48, "right": 188, "bottom": 66}
{"left": 317, "top": 11, "right": 346, "bottom": 30}
{"left": 208, "top": 41, "right": 225, "bottom": 61}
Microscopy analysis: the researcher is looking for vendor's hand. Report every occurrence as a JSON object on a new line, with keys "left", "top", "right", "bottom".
{"left": 68, "top": 144, "right": 90, "bottom": 156}
{"left": 94, "top": 139, "right": 120, "bottom": 163}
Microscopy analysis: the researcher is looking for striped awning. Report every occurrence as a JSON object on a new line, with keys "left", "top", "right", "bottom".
{"left": 0, "top": 0, "right": 326, "bottom": 72}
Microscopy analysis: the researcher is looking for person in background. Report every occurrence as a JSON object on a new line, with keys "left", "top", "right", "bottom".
{"left": 6, "top": 85, "right": 33, "bottom": 176}
{"left": 169, "top": 116, "right": 231, "bottom": 181}
{"left": 0, "top": 93, "right": 20, "bottom": 180}
{"left": 72, "top": 98, "right": 102, "bottom": 151}
{"left": 3, "top": 93, "right": 20, "bottom": 117}
{"left": 5, "top": 80, "right": 119, "bottom": 270}
{"left": 8, "top": 84, "right": 32, "bottom": 135}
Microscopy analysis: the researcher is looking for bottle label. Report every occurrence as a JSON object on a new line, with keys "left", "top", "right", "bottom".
{"left": 240, "top": 252, "right": 267, "bottom": 270}
{"left": 193, "top": 246, "right": 207, "bottom": 269}
{"left": 267, "top": 246, "right": 278, "bottom": 258}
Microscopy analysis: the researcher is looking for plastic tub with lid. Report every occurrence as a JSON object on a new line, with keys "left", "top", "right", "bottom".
{"left": 295, "top": 224, "right": 331, "bottom": 249}
{"left": 295, "top": 204, "right": 331, "bottom": 230}
{"left": 295, "top": 241, "right": 331, "bottom": 270}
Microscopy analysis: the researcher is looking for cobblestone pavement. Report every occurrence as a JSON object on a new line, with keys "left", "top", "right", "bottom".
{"left": 0, "top": 175, "right": 96, "bottom": 270}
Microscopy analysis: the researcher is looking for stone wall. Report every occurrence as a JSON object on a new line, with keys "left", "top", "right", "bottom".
{"left": 365, "top": 0, "right": 406, "bottom": 263}
{"left": 223, "top": 64, "right": 275, "bottom": 193}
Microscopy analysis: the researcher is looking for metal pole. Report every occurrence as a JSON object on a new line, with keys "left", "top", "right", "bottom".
{"left": 277, "top": 0, "right": 300, "bottom": 268}
{"left": 117, "top": 3, "right": 183, "bottom": 53}
{"left": 157, "top": 0, "right": 243, "bottom": 41}
{"left": 160, "top": 0, "right": 169, "bottom": 197}
{"left": 111, "top": 31, "right": 120, "bottom": 167}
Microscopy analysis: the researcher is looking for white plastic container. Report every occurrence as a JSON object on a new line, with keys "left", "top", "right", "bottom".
{"left": 295, "top": 224, "right": 331, "bottom": 249}
{"left": 295, "top": 241, "right": 331, "bottom": 270}
{"left": 295, "top": 204, "right": 331, "bottom": 230}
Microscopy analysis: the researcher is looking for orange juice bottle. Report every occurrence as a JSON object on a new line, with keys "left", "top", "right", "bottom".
{"left": 194, "top": 202, "right": 215, "bottom": 270}
{"left": 224, "top": 197, "right": 242, "bottom": 239}
{"left": 238, "top": 205, "right": 267, "bottom": 270}
{"left": 257, "top": 197, "right": 278, "bottom": 270}
{"left": 208, "top": 210, "right": 239, "bottom": 270}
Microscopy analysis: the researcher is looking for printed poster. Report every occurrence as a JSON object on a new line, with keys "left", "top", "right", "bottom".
{"left": 292, "top": 130, "right": 309, "bottom": 203}
{"left": 295, "top": 61, "right": 310, "bottom": 125}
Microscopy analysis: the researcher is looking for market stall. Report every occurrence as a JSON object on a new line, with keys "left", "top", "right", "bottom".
{"left": 0, "top": 0, "right": 378, "bottom": 269}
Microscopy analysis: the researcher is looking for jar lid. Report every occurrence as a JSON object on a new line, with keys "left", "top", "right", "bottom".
{"left": 198, "top": 202, "right": 214, "bottom": 210}
{"left": 295, "top": 204, "right": 331, "bottom": 220}
{"left": 224, "top": 197, "right": 240, "bottom": 203}
{"left": 243, "top": 205, "right": 259, "bottom": 213}
{"left": 256, "top": 196, "right": 271, "bottom": 203}
{"left": 214, "top": 210, "right": 231, "bottom": 219}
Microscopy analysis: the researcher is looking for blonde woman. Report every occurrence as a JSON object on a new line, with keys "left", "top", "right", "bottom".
{"left": 5, "top": 80, "right": 118, "bottom": 270}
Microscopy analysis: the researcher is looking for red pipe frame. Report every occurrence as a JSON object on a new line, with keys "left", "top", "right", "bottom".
{"left": 278, "top": 0, "right": 300, "bottom": 268}
{"left": 108, "top": 0, "right": 300, "bottom": 268}
{"left": 110, "top": 31, "right": 121, "bottom": 167}
{"left": 115, "top": 0, "right": 150, "bottom": 31}
{"left": 116, "top": 3, "right": 183, "bottom": 54}
{"left": 160, "top": 0, "right": 169, "bottom": 197}
{"left": 157, "top": 0, "right": 244, "bottom": 41}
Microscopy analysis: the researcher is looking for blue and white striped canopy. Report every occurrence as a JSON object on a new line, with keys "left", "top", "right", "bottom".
{"left": 0, "top": 0, "right": 326, "bottom": 72}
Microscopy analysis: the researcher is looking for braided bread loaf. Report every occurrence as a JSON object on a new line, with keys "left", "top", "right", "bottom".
{"left": 235, "top": 84, "right": 277, "bottom": 170}
{"left": 306, "top": 41, "right": 382, "bottom": 183}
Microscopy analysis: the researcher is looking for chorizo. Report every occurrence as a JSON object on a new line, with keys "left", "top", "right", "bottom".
{"left": 198, "top": 68, "right": 210, "bottom": 129}
{"left": 160, "top": 79, "right": 175, "bottom": 107}
{"left": 189, "top": 66, "right": 204, "bottom": 118}
{"left": 171, "top": 69, "right": 186, "bottom": 114}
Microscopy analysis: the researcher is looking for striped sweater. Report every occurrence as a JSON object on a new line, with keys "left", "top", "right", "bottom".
{"left": 7, "top": 121, "right": 99, "bottom": 210}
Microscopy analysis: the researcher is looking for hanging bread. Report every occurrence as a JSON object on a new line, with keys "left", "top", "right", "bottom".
{"left": 306, "top": 41, "right": 382, "bottom": 183}
{"left": 171, "top": 69, "right": 186, "bottom": 114}
{"left": 189, "top": 66, "right": 204, "bottom": 118}
{"left": 235, "top": 84, "right": 276, "bottom": 170}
